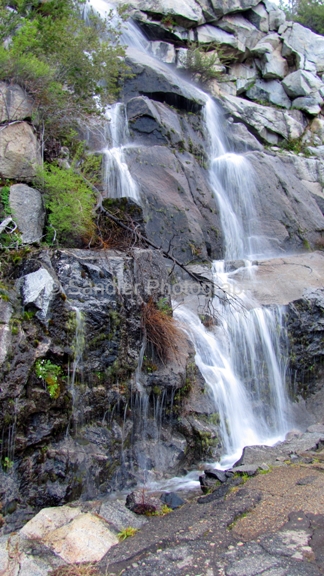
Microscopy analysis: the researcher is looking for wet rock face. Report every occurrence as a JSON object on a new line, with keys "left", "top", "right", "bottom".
{"left": 0, "top": 247, "right": 215, "bottom": 531}
{"left": 286, "top": 288, "right": 324, "bottom": 397}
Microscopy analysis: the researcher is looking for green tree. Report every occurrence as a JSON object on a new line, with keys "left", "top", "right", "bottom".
{"left": 295, "top": 0, "right": 324, "bottom": 34}
{"left": 280, "top": 0, "right": 324, "bottom": 35}
{"left": 0, "top": 0, "right": 129, "bottom": 140}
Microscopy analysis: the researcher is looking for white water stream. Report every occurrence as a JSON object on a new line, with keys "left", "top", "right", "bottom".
{"left": 86, "top": 0, "right": 293, "bottom": 478}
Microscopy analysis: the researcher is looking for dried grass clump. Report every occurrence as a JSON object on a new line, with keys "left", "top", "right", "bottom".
{"left": 142, "top": 298, "right": 184, "bottom": 362}
{"left": 50, "top": 564, "right": 100, "bottom": 576}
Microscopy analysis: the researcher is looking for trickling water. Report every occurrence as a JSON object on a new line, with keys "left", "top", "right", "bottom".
{"left": 102, "top": 104, "right": 139, "bottom": 201}
{"left": 67, "top": 307, "right": 86, "bottom": 433}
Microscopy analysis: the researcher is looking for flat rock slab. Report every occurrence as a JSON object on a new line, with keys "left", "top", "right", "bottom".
{"left": 21, "top": 505, "right": 118, "bottom": 564}
{"left": 98, "top": 464, "right": 324, "bottom": 576}
{"left": 234, "top": 251, "right": 324, "bottom": 306}
{"left": 44, "top": 512, "right": 118, "bottom": 563}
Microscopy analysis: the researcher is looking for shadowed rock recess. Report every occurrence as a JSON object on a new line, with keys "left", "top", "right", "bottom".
{"left": 1, "top": 0, "right": 324, "bottom": 573}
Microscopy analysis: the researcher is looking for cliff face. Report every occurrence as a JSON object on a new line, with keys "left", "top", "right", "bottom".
{"left": 1, "top": 0, "right": 324, "bottom": 532}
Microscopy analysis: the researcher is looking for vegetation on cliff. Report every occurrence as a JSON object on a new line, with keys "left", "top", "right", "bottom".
{"left": 0, "top": 0, "right": 128, "bottom": 141}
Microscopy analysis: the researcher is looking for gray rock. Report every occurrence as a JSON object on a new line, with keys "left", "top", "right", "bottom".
{"left": 9, "top": 184, "right": 45, "bottom": 244}
{"left": 21, "top": 268, "right": 56, "bottom": 320}
{"left": 176, "top": 47, "right": 188, "bottom": 68}
{"left": 282, "top": 70, "right": 324, "bottom": 98}
{"left": 246, "top": 3, "right": 269, "bottom": 32}
{"left": 123, "top": 48, "right": 206, "bottom": 109}
{"left": 148, "top": 41, "right": 176, "bottom": 64}
{"left": 205, "top": 468, "right": 228, "bottom": 482}
{"left": 100, "top": 499, "right": 148, "bottom": 531}
{"left": 125, "top": 145, "right": 223, "bottom": 261}
{"left": 230, "top": 61, "right": 258, "bottom": 94}
{"left": 231, "top": 464, "right": 259, "bottom": 475}
{"left": 136, "top": 0, "right": 204, "bottom": 26}
{"left": 282, "top": 22, "right": 324, "bottom": 74}
{"left": 210, "top": 0, "right": 260, "bottom": 17}
{"left": 228, "top": 122, "right": 264, "bottom": 151}
{"left": 216, "top": 14, "right": 263, "bottom": 50}
{"left": 251, "top": 32, "right": 281, "bottom": 55}
{"left": 160, "top": 492, "right": 185, "bottom": 509}
{"left": 246, "top": 79, "right": 291, "bottom": 108}
{"left": 292, "top": 96, "right": 321, "bottom": 115}
{"left": 246, "top": 151, "right": 324, "bottom": 252}
{"left": 0, "top": 82, "right": 33, "bottom": 123}
{"left": 220, "top": 93, "right": 307, "bottom": 143}
{"left": 269, "top": 8, "right": 286, "bottom": 31}
{"left": 307, "top": 423, "right": 324, "bottom": 433}
{"left": 196, "top": 24, "right": 245, "bottom": 54}
{"left": 261, "top": 47, "right": 288, "bottom": 80}
{"left": 0, "top": 122, "right": 41, "bottom": 180}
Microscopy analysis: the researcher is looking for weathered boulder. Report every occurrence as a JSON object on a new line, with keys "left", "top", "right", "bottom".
{"left": 126, "top": 490, "right": 162, "bottom": 514}
{"left": 220, "top": 93, "right": 306, "bottom": 143}
{"left": 0, "top": 82, "right": 33, "bottom": 122}
{"left": 282, "top": 70, "right": 324, "bottom": 99}
{"left": 246, "top": 79, "right": 291, "bottom": 108}
{"left": 21, "top": 506, "right": 118, "bottom": 563}
{"left": 148, "top": 40, "right": 176, "bottom": 63}
{"left": 9, "top": 184, "right": 45, "bottom": 244}
{"left": 216, "top": 14, "right": 264, "bottom": 50}
{"left": 292, "top": 96, "right": 322, "bottom": 115}
{"left": 269, "top": 8, "right": 286, "bottom": 31}
{"left": 209, "top": 0, "right": 260, "bottom": 17}
{"left": 136, "top": 0, "right": 204, "bottom": 27}
{"left": 282, "top": 23, "right": 324, "bottom": 73}
{"left": 261, "top": 47, "right": 288, "bottom": 80}
{"left": 246, "top": 3, "right": 269, "bottom": 32}
{"left": 19, "top": 267, "right": 57, "bottom": 321}
{"left": 230, "top": 61, "right": 258, "bottom": 94}
{"left": 250, "top": 32, "right": 280, "bottom": 55}
{"left": 196, "top": 24, "right": 245, "bottom": 54}
{"left": 0, "top": 122, "right": 41, "bottom": 180}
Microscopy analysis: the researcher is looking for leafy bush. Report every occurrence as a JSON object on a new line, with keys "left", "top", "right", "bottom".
{"left": 0, "top": 0, "right": 129, "bottom": 140}
{"left": 35, "top": 164, "right": 96, "bottom": 245}
{"left": 186, "top": 43, "right": 227, "bottom": 83}
{"left": 35, "top": 359, "right": 62, "bottom": 398}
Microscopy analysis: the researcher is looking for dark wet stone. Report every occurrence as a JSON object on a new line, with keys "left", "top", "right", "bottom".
{"left": 160, "top": 492, "right": 185, "bottom": 510}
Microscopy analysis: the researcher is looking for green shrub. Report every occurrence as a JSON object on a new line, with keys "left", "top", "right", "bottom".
{"left": 35, "top": 164, "right": 96, "bottom": 245}
{"left": 0, "top": 0, "right": 129, "bottom": 140}
{"left": 186, "top": 43, "right": 227, "bottom": 83}
{"left": 35, "top": 359, "right": 62, "bottom": 398}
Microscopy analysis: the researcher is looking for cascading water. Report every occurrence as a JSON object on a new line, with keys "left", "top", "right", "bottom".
{"left": 171, "top": 99, "right": 292, "bottom": 467}
{"left": 102, "top": 104, "right": 139, "bottom": 201}
{"left": 86, "top": 0, "right": 292, "bottom": 473}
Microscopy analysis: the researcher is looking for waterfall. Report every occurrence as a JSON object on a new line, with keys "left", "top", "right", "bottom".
{"left": 86, "top": 0, "right": 292, "bottom": 472}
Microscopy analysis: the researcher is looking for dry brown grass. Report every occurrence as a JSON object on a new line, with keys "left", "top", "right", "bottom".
{"left": 142, "top": 298, "right": 185, "bottom": 362}
{"left": 50, "top": 564, "right": 100, "bottom": 576}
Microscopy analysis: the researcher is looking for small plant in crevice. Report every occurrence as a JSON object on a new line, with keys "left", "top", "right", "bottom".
{"left": 118, "top": 526, "right": 138, "bottom": 541}
{"left": 2, "top": 456, "right": 13, "bottom": 471}
{"left": 35, "top": 359, "right": 62, "bottom": 398}
{"left": 142, "top": 297, "right": 185, "bottom": 362}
